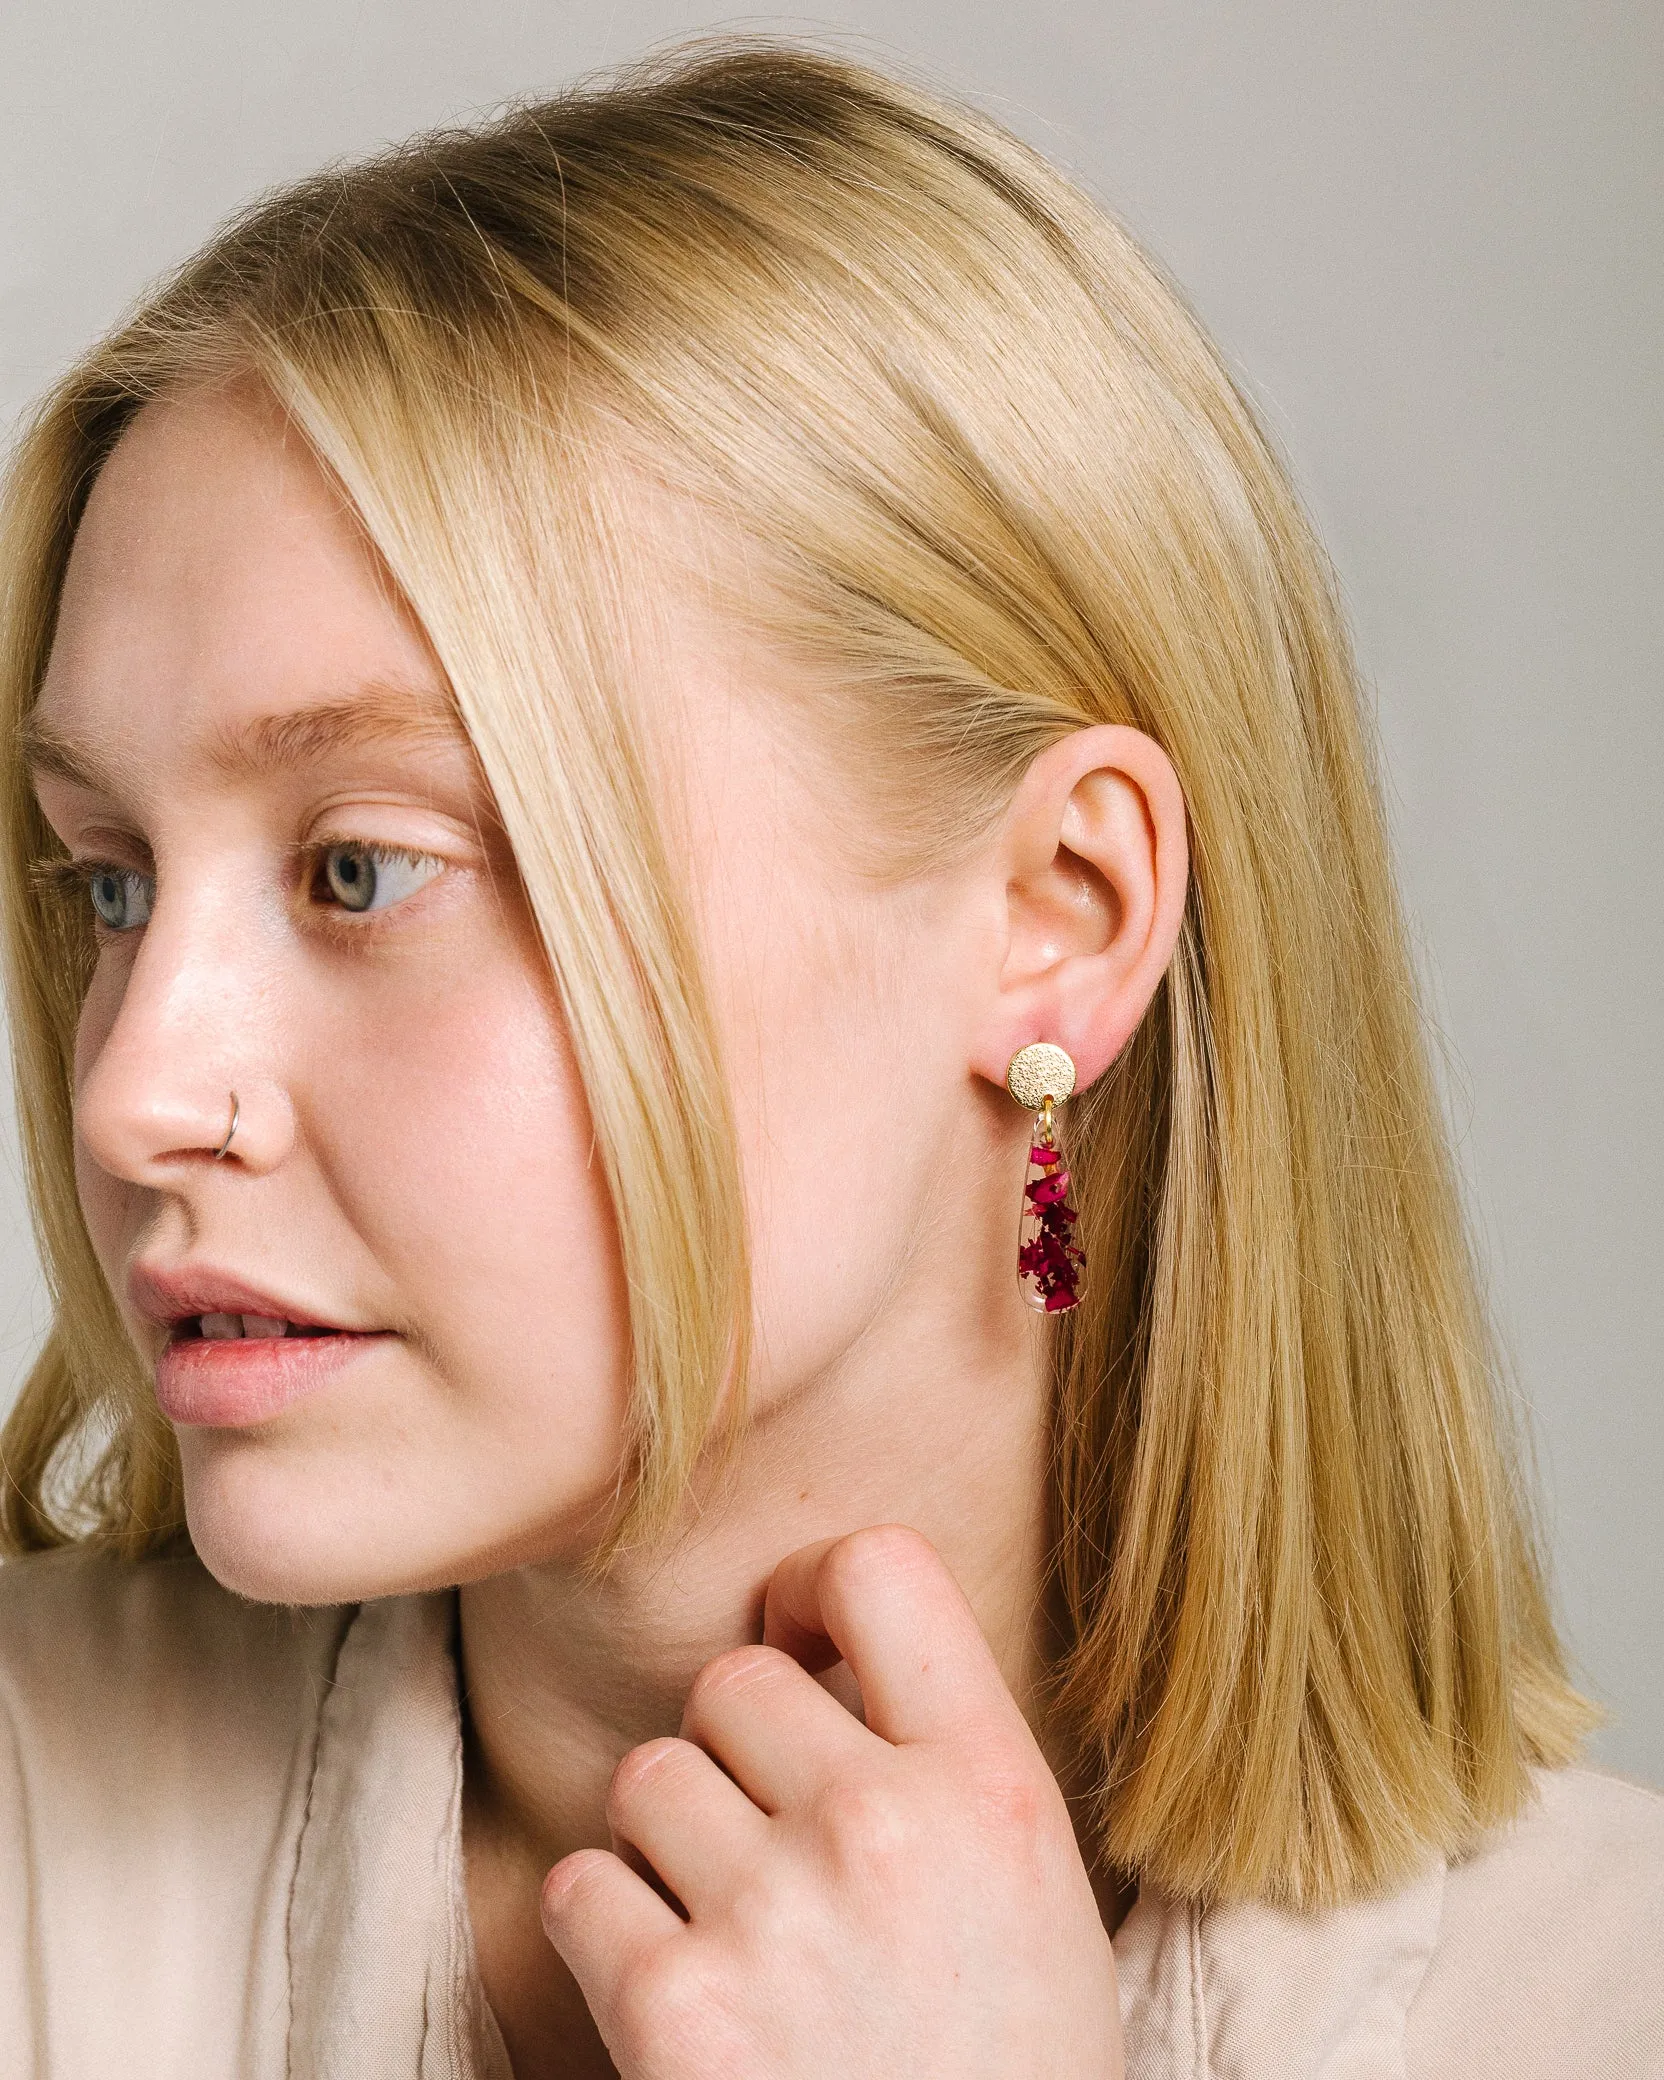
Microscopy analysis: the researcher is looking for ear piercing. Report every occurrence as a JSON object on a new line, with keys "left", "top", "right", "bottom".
{"left": 213, "top": 1091, "right": 240, "bottom": 1161}
{"left": 1005, "top": 1044, "right": 1085, "bottom": 1313}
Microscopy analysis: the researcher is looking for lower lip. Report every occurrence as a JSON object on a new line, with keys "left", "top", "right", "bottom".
{"left": 155, "top": 1331, "right": 393, "bottom": 1427}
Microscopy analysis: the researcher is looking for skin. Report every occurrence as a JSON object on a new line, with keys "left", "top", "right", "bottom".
{"left": 30, "top": 381, "right": 1188, "bottom": 2078}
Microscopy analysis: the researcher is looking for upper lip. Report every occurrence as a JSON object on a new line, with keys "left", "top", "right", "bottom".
{"left": 127, "top": 1261, "right": 358, "bottom": 1335}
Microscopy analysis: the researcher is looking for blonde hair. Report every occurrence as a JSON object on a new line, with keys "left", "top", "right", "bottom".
{"left": 0, "top": 38, "right": 1591, "bottom": 1905}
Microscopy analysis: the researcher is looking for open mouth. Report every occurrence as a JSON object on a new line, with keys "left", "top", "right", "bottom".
{"left": 172, "top": 1314, "right": 344, "bottom": 1342}
{"left": 154, "top": 1304, "right": 382, "bottom": 1426}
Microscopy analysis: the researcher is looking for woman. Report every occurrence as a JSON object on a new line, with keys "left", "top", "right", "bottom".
{"left": 0, "top": 37, "right": 1656, "bottom": 2078}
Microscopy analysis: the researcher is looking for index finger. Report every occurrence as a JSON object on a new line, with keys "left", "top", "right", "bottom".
{"left": 761, "top": 1524, "right": 1031, "bottom": 1748}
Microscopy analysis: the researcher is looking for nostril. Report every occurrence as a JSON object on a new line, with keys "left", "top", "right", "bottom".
{"left": 73, "top": 1059, "right": 296, "bottom": 1183}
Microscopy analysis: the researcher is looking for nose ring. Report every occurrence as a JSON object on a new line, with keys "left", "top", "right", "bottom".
{"left": 213, "top": 1091, "right": 240, "bottom": 1161}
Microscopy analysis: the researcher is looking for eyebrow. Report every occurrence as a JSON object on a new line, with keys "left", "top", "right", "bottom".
{"left": 20, "top": 679, "right": 468, "bottom": 796}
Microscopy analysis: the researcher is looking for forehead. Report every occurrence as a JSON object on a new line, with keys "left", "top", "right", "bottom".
{"left": 33, "top": 383, "right": 453, "bottom": 768}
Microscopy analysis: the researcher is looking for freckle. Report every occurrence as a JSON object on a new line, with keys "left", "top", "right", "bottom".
{"left": 798, "top": 1488, "right": 810, "bottom": 1502}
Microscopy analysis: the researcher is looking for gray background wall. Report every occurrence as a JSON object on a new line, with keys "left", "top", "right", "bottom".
{"left": 1, "top": 2, "right": 1658, "bottom": 1780}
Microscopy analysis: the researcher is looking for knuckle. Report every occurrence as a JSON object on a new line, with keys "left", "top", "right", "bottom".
{"left": 816, "top": 1771, "right": 920, "bottom": 1877}
{"left": 607, "top": 1735, "right": 689, "bottom": 1821}
{"left": 823, "top": 1523, "right": 936, "bottom": 1604}
{"left": 723, "top": 1861, "right": 796, "bottom": 1948}
{"left": 617, "top": 1944, "right": 720, "bottom": 2051}
{"left": 971, "top": 1763, "right": 1049, "bottom": 1842}
{"left": 684, "top": 1642, "right": 789, "bottom": 1719}
{"left": 540, "top": 1847, "right": 612, "bottom": 1930}
{"left": 962, "top": 1753, "right": 1074, "bottom": 1890}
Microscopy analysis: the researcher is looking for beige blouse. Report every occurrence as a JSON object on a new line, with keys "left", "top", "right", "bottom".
{"left": 0, "top": 1546, "right": 1659, "bottom": 2077}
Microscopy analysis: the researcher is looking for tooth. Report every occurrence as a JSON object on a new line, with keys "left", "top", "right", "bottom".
{"left": 242, "top": 1315, "right": 288, "bottom": 1339}
{"left": 201, "top": 1313, "right": 243, "bottom": 1340}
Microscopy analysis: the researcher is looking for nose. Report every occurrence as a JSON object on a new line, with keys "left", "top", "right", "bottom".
{"left": 73, "top": 892, "right": 296, "bottom": 1185}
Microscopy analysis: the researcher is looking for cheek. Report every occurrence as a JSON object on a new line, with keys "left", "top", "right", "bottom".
{"left": 190, "top": 936, "right": 637, "bottom": 1601}
{"left": 707, "top": 871, "right": 973, "bottom": 1394}
{"left": 72, "top": 956, "right": 139, "bottom": 1268}
{"left": 71, "top": 1150, "right": 132, "bottom": 1307}
{"left": 308, "top": 945, "right": 629, "bottom": 1394}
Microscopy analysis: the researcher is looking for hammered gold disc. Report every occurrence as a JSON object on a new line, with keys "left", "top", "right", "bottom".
{"left": 1005, "top": 1041, "right": 1076, "bottom": 1110}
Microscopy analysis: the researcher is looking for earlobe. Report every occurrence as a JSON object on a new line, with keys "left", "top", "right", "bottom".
{"left": 974, "top": 724, "right": 1188, "bottom": 1095}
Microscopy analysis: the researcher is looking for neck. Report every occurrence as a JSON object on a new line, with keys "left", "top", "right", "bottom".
{"left": 454, "top": 1256, "right": 1121, "bottom": 2076}
{"left": 459, "top": 1276, "right": 1054, "bottom": 1879}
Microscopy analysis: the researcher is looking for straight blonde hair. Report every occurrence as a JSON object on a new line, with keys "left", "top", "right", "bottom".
{"left": 0, "top": 38, "right": 1592, "bottom": 1906}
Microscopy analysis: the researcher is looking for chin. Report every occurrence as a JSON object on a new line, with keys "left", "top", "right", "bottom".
{"left": 179, "top": 1435, "right": 451, "bottom": 1605}
{"left": 184, "top": 1503, "right": 410, "bottom": 1608}
{"left": 175, "top": 1428, "right": 611, "bottom": 1606}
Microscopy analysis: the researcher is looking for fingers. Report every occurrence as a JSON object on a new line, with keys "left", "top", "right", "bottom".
{"left": 605, "top": 1734, "right": 767, "bottom": 1914}
{"left": 763, "top": 1525, "right": 1027, "bottom": 1749}
{"left": 541, "top": 1846, "right": 680, "bottom": 2013}
{"left": 679, "top": 1643, "right": 876, "bottom": 1810}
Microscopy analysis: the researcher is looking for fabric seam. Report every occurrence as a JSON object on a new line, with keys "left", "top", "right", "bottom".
{"left": 1188, "top": 1898, "right": 1209, "bottom": 2078}
{"left": 284, "top": 1605, "right": 362, "bottom": 2080}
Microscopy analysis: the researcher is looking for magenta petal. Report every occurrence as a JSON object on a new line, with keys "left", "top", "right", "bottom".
{"left": 1015, "top": 1132, "right": 1086, "bottom": 1313}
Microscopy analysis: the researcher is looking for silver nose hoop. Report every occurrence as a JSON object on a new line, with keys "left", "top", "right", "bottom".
{"left": 212, "top": 1091, "right": 240, "bottom": 1161}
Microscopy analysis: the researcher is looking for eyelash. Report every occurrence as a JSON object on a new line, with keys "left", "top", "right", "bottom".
{"left": 29, "top": 855, "right": 137, "bottom": 917}
{"left": 28, "top": 842, "right": 447, "bottom": 937}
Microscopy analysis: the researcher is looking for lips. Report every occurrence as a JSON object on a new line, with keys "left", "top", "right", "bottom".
{"left": 131, "top": 1261, "right": 390, "bottom": 1428}
{"left": 129, "top": 1261, "right": 354, "bottom": 1340}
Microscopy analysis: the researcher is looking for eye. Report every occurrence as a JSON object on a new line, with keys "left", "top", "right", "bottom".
{"left": 315, "top": 841, "right": 443, "bottom": 916}
{"left": 86, "top": 866, "right": 154, "bottom": 933}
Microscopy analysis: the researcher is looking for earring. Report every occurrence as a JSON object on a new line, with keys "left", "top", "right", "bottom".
{"left": 1005, "top": 1043, "right": 1085, "bottom": 1314}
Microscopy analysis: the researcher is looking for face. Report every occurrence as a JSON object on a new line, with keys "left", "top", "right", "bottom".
{"left": 25, "top": 385, "right": 640, "bottom": 1597}
{"left": 30, "top": 384, "right": 1007, "bottom": 1603}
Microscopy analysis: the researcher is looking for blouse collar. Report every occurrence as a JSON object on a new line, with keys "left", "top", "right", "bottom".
{"left": 287, "top": 1588, "right": 510, "bottom": 2078}
{"left": 287, "top": 1591, "right": 1445, "bottom": 2078}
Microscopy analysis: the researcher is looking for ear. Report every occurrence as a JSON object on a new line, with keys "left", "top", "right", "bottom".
{"left": 969, "top": 725, "right": 1188, "bottom": 1094}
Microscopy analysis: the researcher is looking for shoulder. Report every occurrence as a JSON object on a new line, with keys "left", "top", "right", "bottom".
{"left": 0, "top": 1539, "right": 350, "bottom": 1764}
{"left": 1459, "top": 1759, "right": 1664, "bottom": 1893}
{"left": 1118, "top": 1764, "right": 1664, "bottom": 2080}
{"left": 1407, "top": 1763, "right": 1664, "bottom": 2078}
{"left": 0, "top": 1539, "right": 347, "bottom": 1847}
{"left": 0, "top": 1545, "right": 355, "bottom": 2071}
{"left": 0, "top": 1541, "right": 352, "bottom": 1859}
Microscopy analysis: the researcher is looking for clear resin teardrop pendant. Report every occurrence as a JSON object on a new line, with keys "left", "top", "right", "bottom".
{"left": 1017, "top": 1117, "right": 1085, "bottom": 1313}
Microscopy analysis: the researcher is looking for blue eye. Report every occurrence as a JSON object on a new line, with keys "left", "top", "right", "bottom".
{"left": 86, "top": 866, "right": 154, "bottom": 932}
{"left": 318, "top": 842, "right": 442, "bottom": 915}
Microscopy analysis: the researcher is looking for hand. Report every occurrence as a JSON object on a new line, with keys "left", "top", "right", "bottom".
{"left": 540, "top": 1525, "right": 1124, "bottom": 2078}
